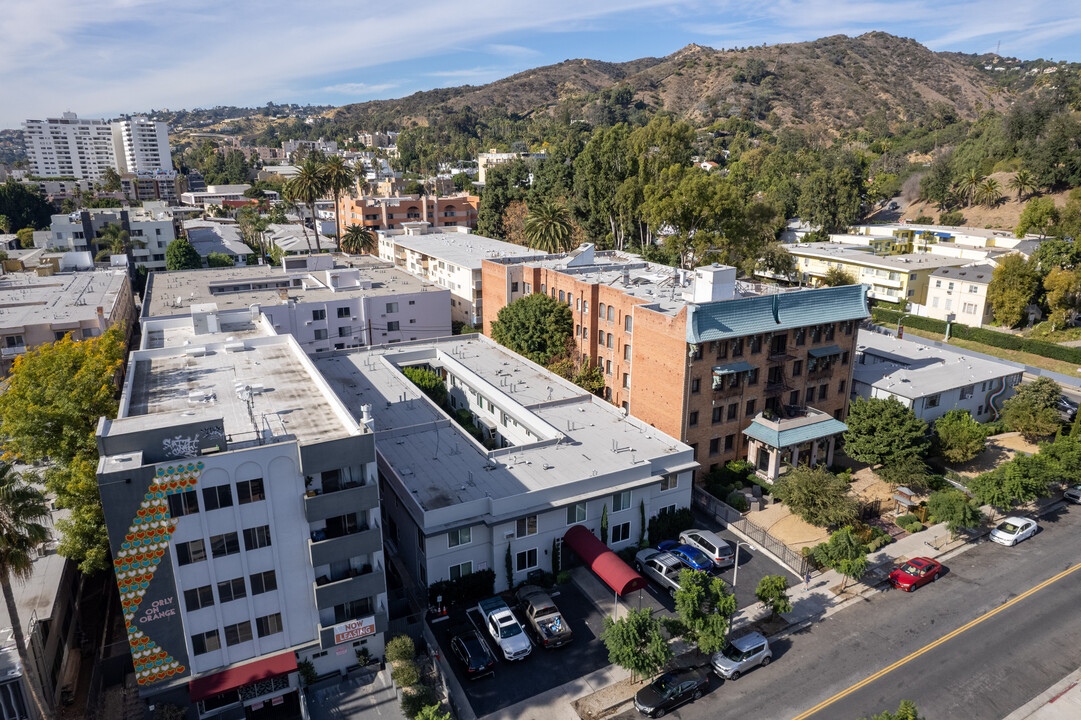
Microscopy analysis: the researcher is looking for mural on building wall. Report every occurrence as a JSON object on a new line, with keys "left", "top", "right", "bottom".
{"left": 985, "top": 377, "right": 1007, "bottom": 420}
{"left": 115, "top": 461, "right": 203, "bottom": 686}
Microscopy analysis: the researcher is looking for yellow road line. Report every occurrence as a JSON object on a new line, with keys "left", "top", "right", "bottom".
{"left": 790, "top": 561, "right": 1081, "bottom": 720}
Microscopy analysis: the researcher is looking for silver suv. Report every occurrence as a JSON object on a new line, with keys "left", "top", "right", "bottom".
{"left": 634, "top": 549, "right": 684, "bottom": 597}
{"left": 711, "top": 631, "right": 772, "bottom": 680}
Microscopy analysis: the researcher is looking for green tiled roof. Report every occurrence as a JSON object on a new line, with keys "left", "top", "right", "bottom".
{"left": 687, "top": 285, "right": 869, "bottom": 343}
{"left": 742, "top": 416, "right": 848, "bottom": 449}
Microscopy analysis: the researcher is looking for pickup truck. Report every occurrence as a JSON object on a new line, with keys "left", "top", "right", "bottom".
{"left": 635, "top": 548, "right": 685, "bottom": 597}
{"left": 515, "top": 585, "right": 573, "bottom": 649}
{"left": 477, "top": 596, "right": 532, "bottom": 661}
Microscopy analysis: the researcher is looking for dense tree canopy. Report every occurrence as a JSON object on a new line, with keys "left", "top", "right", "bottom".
{"left": 166, "top": 236, "right": 202, "bottom": 270}
{"left": 843, "top": 396, "right": 929, "bottom": 467}
{"left": 0, "top": 180, "right": 52, "bottom": 230}
{"left": 772, "top": 465, "right": 857, "bottom": 528}
{"left": 490, "top": 294, "right": 573, "bottom": 365}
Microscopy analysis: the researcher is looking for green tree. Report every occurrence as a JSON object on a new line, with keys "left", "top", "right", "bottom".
{"left": 877, "top": 454, "right": 935, "bottom": 492}
{"left": 523, "top": 198, "right": 575, "bottom": 253}
{"left": 415, "top": 705, "right": 452, "bottom": 720}
{"left": 477, "top": 161, "right": 530, "bottom": 239}
{"left": 938, "top": 210, "right": 965, "bottom": 226}
{"left": 672, "top": 569, "right": 737, "bottom": 654}
{"left": 451, "top": 173, "right": 471, "bottom": 192}
{"left": 988, "top": 254, "right": 1040, "bottom": 327}
{"left": 0, "top": 215, "right": 10, "bottom": 233}
{"left": 0, "top": 464, "right": 52, "bottom": 720}
{"left": 165, "top": 236, "right": 202, "bottom": 270}
{"left": 402, "top": 366, "right": 448, "bottom": 407}
{"left": 283, "top": 157, "right": 327, "bottom": 254}
{"left": 1008, "top": 169, "right": 1037, "bottom": 202}
{"left": 957, "top": 168, "right": 984, "bottom": 207}
{"left": 0, "top": 326, "right": 126, "bottom": 575}
{"left": 861, "top": 700, "right": 924, "bottom": 720}
{"left": 342, "top": 224, "right": 376, "bottom": 255}
{"left": 822, "top": 266, "right": 857, "bottom": 286}
{"left": 797, "top": 166, "right": 862, "bottom": 232}
{"left": 320, "top": 155, "right": 353, "bottom": 252}
{"left": 843, "top": 396, "right": 929, "bottom": 467}
{"left": 206, "top": 252, "right": 234, "bottom": 267}
{"left": 934, "top": 410, "right": 987, "bottom": 463}
{"left": 811, "top": 526, "right": 868, "bottom": 591}
{"left": 976, "top": 177, "right": 1001, "bottom": 207}
{"left": 101, "top": 167, "right": 122, "bottom": 193}
{"left": 99, "top": 222, "right": 146, "bottom": 281}
{"left": 967, "top": 453, "right": 1051, "bottom": 518}
{"left": 16, "top": 228, "right": 34, "bottom": 249}
{"left": 642, "top": 165, "right": 744, "bottom": 270}
{"left": 756, "top": 242, "right": 796, "bottom": 280}
{"left": 490, "top": 293, "right": 573, "bottom": 365}
{"left": 772, "top": 465, "right": 858, "bottom": 528}
{"left": 755, "top": 575, "right": 792, "bottom": 621}
{"left": 1015, "top": 196, "right": 1060, "bottom": 238}
{"left": 0, "top": 180, "right": 53, "bottom": 230}
{"left": 600, "top": 504, "right": 609, "bottom": 545}
{"left": 385, "top": 635, "right": 415, "bottom": 663}
{"left": 1042, "top": 267, "right": 1081, "bottom": 330}
{"left": 600, "top": 608, "right": 672, "bottom": 682}
{"left": 926, "top": 489, "right": 983, "bottom": 538}
{"left": 1002, "top": 395, "right": 1062, "bottom": 442}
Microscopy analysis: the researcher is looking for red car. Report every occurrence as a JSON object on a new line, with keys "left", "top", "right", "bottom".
{"left": 888, "top": 557, "right": 942, "bottom": 592}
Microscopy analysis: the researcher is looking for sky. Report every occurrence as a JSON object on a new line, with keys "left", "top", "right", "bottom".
{"left": 3, "top": 0, "right": 1081, "bottom": 129}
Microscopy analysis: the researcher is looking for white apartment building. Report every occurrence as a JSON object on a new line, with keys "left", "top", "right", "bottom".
{"left": 142, "top": 255, "right": 451, "bottom": 352}
{"left": 376, "top": 224, "right": 545, "bottom": 326}
{"left": 281, "top": 138, "right": 338, "bottom": 161}
{"left": 924, "top": 265, "right": 996, "bottom": 327}
{"left": 96, "top": 307, "right": 387, "bottom": 715}
{"left": 22, "top": 112, "right": 116, "bottom": 180}
{"left": 45, "top": 205, "right": 178, "bottom": 271}
{"left": 315, "top": 335, "right": 695, "bottom": 593}
{"left": 180, "top": 186, "right": 278, "bottom": 207}
{"left": 112, "top": 116, "right": 173, "bottom": 173}
{"left": 476, "top": 149, "right": 547, "bottom": 184}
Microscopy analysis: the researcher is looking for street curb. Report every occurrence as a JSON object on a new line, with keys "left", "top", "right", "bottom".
{"left": 1002, "top": 666, "right": 1081, "bottom": 720}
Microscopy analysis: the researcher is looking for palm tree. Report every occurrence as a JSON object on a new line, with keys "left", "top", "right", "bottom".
{"left": 1008, "top": 169, "right": 1037, "bottom": 202}
{"left": 0, "top": 464, "right": 51, "bottom": 720}
{"left": 977, "top": 178, "right": 1002, "bottom": 207}
{"left": 320, "top": 156, "right": 354, "bottom": 253}
{"left": 99, "top": 223, "right": 146, "bottom": 282}
{"left": 282, "top": 157, "right": 326, "bottom": 255}
{"left": 341, "top": 224, "right": 376, "bottom": 255}
{"left": 958, "top": 169, "right": 984, "bottom": 207}
{"left": 523, "top": 199, "right": 575, "bottom": 253}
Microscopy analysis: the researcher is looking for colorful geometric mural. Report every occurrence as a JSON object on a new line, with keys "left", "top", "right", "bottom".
{"left": 114, "top": 461, "right": 203, "bottom": 686}
{"left": 985, "top": 377, "right": 1008, "bottom": 420}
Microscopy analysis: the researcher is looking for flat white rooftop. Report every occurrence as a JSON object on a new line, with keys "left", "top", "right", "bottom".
{"left": 383, "top": 231, "right": 538, "bottom": 270}
{"left": 789, "top": 242, "right": 976, "bottom": 271}
{"left": 0, "top": 270, "right": 128, "bottom": 330}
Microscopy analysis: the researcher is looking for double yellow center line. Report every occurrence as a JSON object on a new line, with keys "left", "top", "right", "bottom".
{"left": 791, "top": 560, "right": 1081, "bottom": 720}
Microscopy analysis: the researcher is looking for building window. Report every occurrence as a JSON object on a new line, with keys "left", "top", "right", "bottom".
{"left": 970, "top": 285, "right": 979, "bottom": 293}
{"left": 176, "top": 539, "right": 206, "bottom": 566}
{"left": 709, "top": 438, "right": 720, "bottom": 455}
{"left": 611, "top": 522, "right": 631, "bottom": 543}
{"left": 448, "top": 527, "right": 471, "bottom": 547}
{"left": 926, "top": 393, "right": 941, "bottom": 409}
{"left": 724, "top": 434, "right": 735, "bottom": 452}
{"left": 606, "top": 359, "right": 612, "bottom": 375}
{"left": 748, "top": 368, "right": 759, "bottom": 386}
{"left": 612, "top": 490, "right": 631, "bottom": 512}
{"left": 516, "top": 548, "right": 539, "bottom": 572}
{"left": 806, "top": 387, "right": 815, "bottom": 403}
{"left": 731, "top": 338, "right": 744, "bottom": 356}
{"left": 606, "top": 333, "right": 613, "bottom": 349}
{"left": 794, "top": 328, "right": 805, "bottom": 346}
{"left": 224, "top": 621, "right": 253, "bottom": 647}
{"left": 598, "top": 329, "right": 604, "bottom": 344}
{"left": 250, "top": 570, "right": 277, "bottom": 595}
{"left": 749, "top": 335, "right": 762, "bottom": 354}
{"left": 625, "top": 316, "right": 633, "bottom": 333}
{"left": 599, "top": 302, "right": 606, "bottom": 319}
{"left": 217, "top": 577, "right": 246, "bottom": 603}
{"left": 449, "top": 561, "right": 472, "bottom": 580}
{"left": 236, "top": 478, "right": 265, "bottom": 504}
{"left": 512, "top": 281, "right": 520, "bottom": 293}
{"left": 727, "top": 402, "right": 739, "bottom": 421}
{"left": 516, "top": 516, "right": 538, "bottom": 538}
{"left": 745, "top": 399, "right": 756, "bottom": 417}
{"left": 184, "top": 585, "right": 214, "bottom": 612}
{"left": 243, "top": 525, "right": 272, "bottom": 551}
{"left": 819, "top": 384, "right": 829, "bottom": 400}
{"left": 167, "top": 490, "right": 199, "bottom": 517}
{"left": 960, "top": 384, "right": 974, "bottom": 400}
{"left": 660, "top": 474, "right": 678, "bottom": 492}
{"left": 312, "top": 309, "right": 326, "bottom": 321}
{"left": 559, "top": 290, "right": 565, "bottom": 302}
{"left": 838, "top": 380, "right": 847, "bottom": 395}
{"left": 691, "top": 378, "right": 701, "bottom": 394}
{"left": 688, "top": 411, "right": 699, "bottom": 428}
{"left": 191, "top": 630, "right": 220, "bottom": 656}
{"left": 314, "top": 328, "right": 328, "bottom": 341}
{"left": 210, "top": 532, "right": 240, "bottom": 558}
{"left": 202, "top": 485, "right": 232, "bottom": 511}
{"left": 387, "top": 321, "right": 400, "bottom": 331}
{"left": 385, "top": 302, "right": 399, "bottom": 313}
{"left": 567, "top": 502, "right": 587, "bottom": 525}
{"left": 841, "top": 352, "right": 849, "bottom": 365}
{"left": 711, "top": 407, "right": 722, "bottom": 424}
{"left": 256, "top": 613, "right": 284, "bottom": 638}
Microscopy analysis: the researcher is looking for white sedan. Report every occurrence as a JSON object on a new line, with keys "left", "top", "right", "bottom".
{"left": 990, "top": 517, "right": 1038, "bottom": 546}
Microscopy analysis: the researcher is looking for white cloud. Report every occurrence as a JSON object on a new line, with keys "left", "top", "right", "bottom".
{"left": 485, "top": 43, "right": 540, "bottom": 58}
{"left": 320, "top": 82, "right": 399, "bottom": 95}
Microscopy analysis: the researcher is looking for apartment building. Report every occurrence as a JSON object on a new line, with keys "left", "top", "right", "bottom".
{"left": 111, "top": 116, "right": 172, "bottom": 174}
{"left": 96, "top": 306, "right": 387, "bottom": 715}
{"left": 142, "top": 254, "right": 451, "bottom": 352}
{"left": 22, "top": 113, "right": 116, "bottom": 180}
{"left": 46, "top": 206, "right": 178, "bottom": 271}
{"left": 924, "top": 265, "right": 996, "bottom": 326}
{"left": 476, "top": 149, "right": 547, "bottom": 184}
{"left": 482, "top": 246, "right": 870, "bottom": 481}
{"left": 281, "top": 138, "right": 338, "bottom": 161}
{"left": 0, "top": 267, "right": 136, "bottom": 374}
{"left": 121, "top": 171, "right": 181, "bottom": 203}
{"left": 180, "top": 186, "right": 279, "bottom": 207}
{"left": 376, "top": 224, "right": 543, "bottom": 327}
{"left": 337, "top": 194, "right": 480, "bottom": 233}
{"left": 315, "top": 335, "right": 695, "bottom": 592}
{"left": 182, "top": 220, "right": 251, "bottom": 263}
{"left": 848, "top": 223, "right": 1043, "bottom": 256}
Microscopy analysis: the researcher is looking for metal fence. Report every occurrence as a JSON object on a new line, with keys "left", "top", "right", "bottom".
{"left": 693, "top": 487, "right": 810, "bottom": 577}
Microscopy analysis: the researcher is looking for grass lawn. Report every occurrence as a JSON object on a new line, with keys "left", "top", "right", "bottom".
{"left": 899, "top": 326, "right": 1081, "bottom": 377}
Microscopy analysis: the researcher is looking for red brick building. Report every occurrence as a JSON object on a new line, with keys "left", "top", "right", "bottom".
{"left": 337, "top": 194, "right": 480, "bottom": 232}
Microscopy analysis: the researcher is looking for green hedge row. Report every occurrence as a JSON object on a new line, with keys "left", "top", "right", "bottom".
{"left": 871, "top": 307, "right": 1081, "bottom": 365}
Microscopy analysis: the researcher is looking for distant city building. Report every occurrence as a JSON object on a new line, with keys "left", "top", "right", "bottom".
{"left": 180, "top": 185, "right": 277, "bottom": 207}
{"left": 281, "top": 138, "right": 338, "bottom": 161}
{"left": 22, "top": 112, "right": 116, "bottom": 180}
{"left": 182, "top": 220, "right": 251, "bottom": 263}
{"left": 355, "top": 131, "right": 398, "bottom": 148}
{"left": 263, "top": 223, "right": 336, "bottom": 255}
{"left": 924, "top": 265, "right": 996, "bottom": 327}
{"left": 476, "top": 149, "right": 547, "bottom": 184}
{"left": 337, "top": 193, "right": 479, "bottom": 233}
{"left": 121, "top": 171, "right": 181, "bottom": 203}
{"left": 111, "top": 116, "right": 172, "bottom": 174}
{"left": 46, "top": 205, "right": 179, "bottom": 271}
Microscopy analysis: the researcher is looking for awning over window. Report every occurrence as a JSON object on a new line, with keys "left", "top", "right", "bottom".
{"left": 808, "top": 345, "right": 842, "bottom": 358}
{"left": 189, "top": 650, "right": 297, "bottom": 702}
{"left": 712, "top": 361, "right": 753, "bottom": 377}
{"left": 563, "top": 525, "right": 647, "bottom": 596}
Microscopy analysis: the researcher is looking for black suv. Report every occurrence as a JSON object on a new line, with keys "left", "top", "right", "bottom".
{"left": 450, "top": 629, "right": 495, "bottom": 679}
{"left": 633, "top": 668, "right": 710, "bottom": 717}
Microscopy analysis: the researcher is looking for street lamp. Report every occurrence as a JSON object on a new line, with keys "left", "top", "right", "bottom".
{"left": 896, "top": 314, "right": 911, "bottom": 339}
{"left": 731, "top": 540, "right": 757, "bottom": 588}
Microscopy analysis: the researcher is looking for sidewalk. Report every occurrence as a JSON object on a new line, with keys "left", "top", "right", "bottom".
{"left": 1003, "top": 667, "right": 1081, "bottom": 720}
{"left": 306, "top": 666, "right": 406, "bottom": 720}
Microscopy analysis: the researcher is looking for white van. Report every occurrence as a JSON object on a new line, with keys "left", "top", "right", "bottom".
{"left": 679, "top": 529, "right": 735, "bottom": 568}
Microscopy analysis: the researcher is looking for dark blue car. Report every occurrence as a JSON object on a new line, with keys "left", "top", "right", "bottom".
{"left": 657, "top": 540, "right": 714, "bottom": 572}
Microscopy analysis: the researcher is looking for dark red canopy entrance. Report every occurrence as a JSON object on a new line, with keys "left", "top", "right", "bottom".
{"left": 563, "top": 524, "right": 647, "bottom": 596}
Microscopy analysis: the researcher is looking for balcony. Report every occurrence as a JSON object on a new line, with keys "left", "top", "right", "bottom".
{"left": 1, "top": 345, "right": 28, "bottom": 358}
{"left": 314, "top": 566, "right": 386, "bottom": 608}
{"left": 304, "top": 482, "right": 379, "bottom": 523}
{"left": 309, "top": 525, "right": 382, "bottom": 567}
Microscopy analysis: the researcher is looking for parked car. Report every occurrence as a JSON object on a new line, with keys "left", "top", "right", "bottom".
{"left": 449, "top": 630, "right": 495, "bottom": 679}
{"left": 515, "top": 585, "right": 573, "bottom": 649}
{"left": 657, "top": 540, "right": 714, "bottom": 572}
{"left": 990, "top": 517, "right": 1038, "bottom": 546}
{"left": 633, "top": 667, "right": 710, "bottom": 717}
{"left": 1057, "top": 395, "right": 1078, "bottom": 422}
{"left": 635, "top": 548, "right": 685, "bottom": 596}
{"left": 711, "top": 631, "right": 772, "bottom": 680}
{"left": 678, "top": 529, "right": 735, "bottom": 568}
{"left": 477, "top": 597, "right": 532, "bottom": 661}
{"left": 1064, "top": 484, "right": 1081, "bottom": 504}
{"left": 888, "top": 557, "right": 942, "bottom": 592}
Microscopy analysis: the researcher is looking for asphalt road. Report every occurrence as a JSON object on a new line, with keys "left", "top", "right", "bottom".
{"left": 616, "top": 504, "right": 1081, "bottom": 720}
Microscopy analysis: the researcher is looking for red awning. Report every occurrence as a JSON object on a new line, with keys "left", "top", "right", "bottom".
{"left": 189, "top": 651, "right": 297, "bottom": 702}
{"left": 563, "top": 525, "right": 647, "bottom": 596}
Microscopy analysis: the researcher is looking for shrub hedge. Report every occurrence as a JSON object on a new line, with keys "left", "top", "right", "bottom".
{"left": 871, "top": 307, "right": 1081, "bottom": 365}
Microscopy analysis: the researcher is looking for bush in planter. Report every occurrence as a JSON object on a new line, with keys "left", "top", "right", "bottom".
{"left": 904, "top": 521, "right": 924, "bottom": 534}
{"left": 391, "top": 660, "right": 420, "bottom": 687}
{"left": 386, "top": 635, "right": 416, "bottom": 664}
{"left": 297, "top": 659, "right": 317, "bottom": 686}
{"left": 896, "top": 514, "right": 920, "bottom": 526}
{"left": 356, "top": 647, "right": 372, "bottom": 666}
{"left": 726, "top": 491, "right": 750, "bottom": 512}
{"left": 401, "top": 686, "right": 438, "bottom": 720}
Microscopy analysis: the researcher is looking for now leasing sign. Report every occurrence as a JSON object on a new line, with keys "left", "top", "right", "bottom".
{"left": 333, "top": 616, "right": 376, "bottom": 645}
